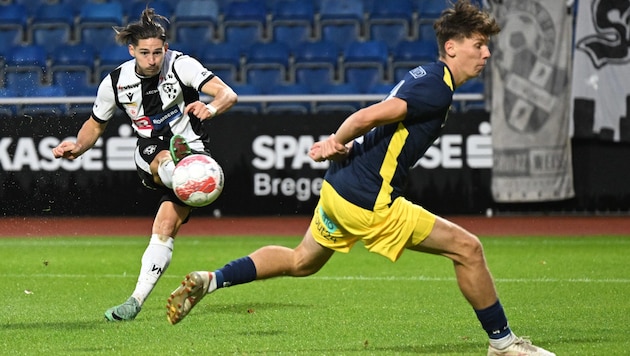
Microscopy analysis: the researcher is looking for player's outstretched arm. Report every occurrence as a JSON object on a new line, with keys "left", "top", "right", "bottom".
{"left": 52, "top": 117, "right": 108, "bottom": 160}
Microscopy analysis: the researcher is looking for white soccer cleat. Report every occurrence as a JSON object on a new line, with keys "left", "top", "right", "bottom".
{"left": 166, "top": 271, "right": 212, "bottom": 325}
{"left": 487, "top": 337, "right": 556, "bottom": 356}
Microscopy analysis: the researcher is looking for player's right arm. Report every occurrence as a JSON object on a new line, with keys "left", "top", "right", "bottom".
{"left": 52, "top": 117, "right": 108, "bottom": 160}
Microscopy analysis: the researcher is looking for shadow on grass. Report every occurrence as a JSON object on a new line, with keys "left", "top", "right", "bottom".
{"left": 195, "top": 301, "right": 312, "bottom": 316}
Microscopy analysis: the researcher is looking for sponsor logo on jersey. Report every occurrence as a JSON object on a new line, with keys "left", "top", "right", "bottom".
{"left": 149, "top": 105, "right": 182, "bottom": 131}
{"left": 410, "top": 66, "right": 427, "bottom": 79}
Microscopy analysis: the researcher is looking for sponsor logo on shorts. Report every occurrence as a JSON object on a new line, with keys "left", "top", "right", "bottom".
{"left": 315, "top": 207, "right": 337, "bottom": 242}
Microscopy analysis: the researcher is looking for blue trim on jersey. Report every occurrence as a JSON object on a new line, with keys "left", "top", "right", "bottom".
{"left": 324, "top": 61, "right": 454, "bottom": 211}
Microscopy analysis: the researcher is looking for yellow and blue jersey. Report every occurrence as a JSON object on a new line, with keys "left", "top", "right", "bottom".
{"left": 324, "top": 61, "right": 455, "bottom": 211}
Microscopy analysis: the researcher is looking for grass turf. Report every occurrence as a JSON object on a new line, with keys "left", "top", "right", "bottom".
{"left": 1, "top": 235, "right": 629, "bottom": 355}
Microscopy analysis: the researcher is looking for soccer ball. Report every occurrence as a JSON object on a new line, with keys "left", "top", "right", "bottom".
{"left": 172, "top": 154, "right": 224, "bottom": 207}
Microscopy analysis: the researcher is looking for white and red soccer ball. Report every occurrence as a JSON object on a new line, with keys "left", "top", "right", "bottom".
{"left": 172, "top": 154, "right": 224, "bottom": 207}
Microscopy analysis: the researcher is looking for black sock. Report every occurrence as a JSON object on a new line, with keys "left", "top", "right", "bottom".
{"left": 214, "top": 256, "right": 257, "bottom": 288}
{"left": 474, "top": 299, "right": 511, "bottom": 339}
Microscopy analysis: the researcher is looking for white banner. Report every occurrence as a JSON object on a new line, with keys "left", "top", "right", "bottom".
{"left": 489, "top": 0, "right": 575, "bottom": 202}
{"left": 571, "top": 0, "right": 630, "bottom": 142}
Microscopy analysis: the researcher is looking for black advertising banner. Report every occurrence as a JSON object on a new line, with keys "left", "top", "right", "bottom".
{"left": 2, "top": 112, "right": 629, "bottom": 216}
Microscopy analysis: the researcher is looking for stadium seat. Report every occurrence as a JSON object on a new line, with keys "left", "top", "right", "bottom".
{"left": 222, "top": 1, "right": 267, "bottom": 50}
{"left": 3, "top": 45, "right": 48, "bottom": 96}
{"left": 50, "top": 43, "right": 97, "bottom": 94}
{"left": 270, "top": 1, "right": 315, "bottom": 51}
{"left": 0, "top": 4, "right": 27, "bottom": 46}
{"left": 243, "top": 42, "right": 290, "bottom": 94}
{"left": 198, "top": 42, "right": 242, "bottom": 85}
{"left": 172, "top": 0, "right": 219, "bottom": 45}
{"left": 454, "top": 78, "right": 486, "bottom": 112}
{"left": 366, "top": 0, "right": 414, "bottom": 50}
{"left": 391, "top": 39, "right": 437, "bottom": 81}
{"left": 0, "top": 87, "right": 19, "bottom": 117}
{"left": 265, "top": 83, "right": 311, "bottom": 114}
{"left": 20, "top": 85, "right": 68, "bottom": 117}
{"left": 292, "top": 40, "right": 340, "bottom": 93}
{"left": 77, "top": 2, "right": 124, "bottom": 47}
{"left": 414, "top": 0, "right": 447, "bottom": 21}
{"left": 313, "top": 83, "right": 362, "bottom": 114}
{"left": 96, "top": 45, "right": 131, "bottom": 80}
{"left": 226, "top": 83, "right": 262, "bottom": 114}
{"left": 342, "top": 41, "right": 389, "bottom": 93}
{"left": 30, "top": 3, "right": 76, "bottom": 54}
{"left": 317, "top": 0, "right": 364, "bottom": 49}
{"left": 127, "top": 0, "right": 173, "bottom": 19}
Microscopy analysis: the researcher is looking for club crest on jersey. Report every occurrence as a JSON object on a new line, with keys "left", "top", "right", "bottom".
{"left": 143, "top": 144, "right": 157, "bottom": 155}
{"left": 163, "top": 83, "right": 178, "bottom": 99}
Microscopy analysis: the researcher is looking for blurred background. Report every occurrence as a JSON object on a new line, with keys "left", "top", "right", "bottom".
{"left": 1, "top": 0, "right": 628, "bottom": 218}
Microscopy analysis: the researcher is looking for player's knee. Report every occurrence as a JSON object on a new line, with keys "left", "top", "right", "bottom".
{"left": 453, "top": 230, "right": 485, "bottom": 265}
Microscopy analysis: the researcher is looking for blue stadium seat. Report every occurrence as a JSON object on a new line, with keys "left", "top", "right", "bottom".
{"left": 227, "top": 83, "right": 262, "bottom": 114}
{"left": 0, "top": 87, "right": 19, "bottom": 117}
{"left": 222, "top": 1, "right": 267, "bottom": 50}
{"left": 292, "top": 40, "right": 340, "bottom": 93}
{"left": 30, "top": 3, "right": 76, "bottom": 54}
{"left": 21, "top": 85, "right": 68, "bottom": 117}
{"left": 392, "top": 39, "right": 437, "bottom": 81}
{"left": 243, "top": 42, "right": 290, "bottom": 93}
{"left": 270, "top": 1, "right": 315, "bottom": 51}
{"left": 0, "top": 4, "right": 27, "bottom": 46}
{"left": 172, "top": 0, "right": 219, "bottom": 45}
{"left": 414, "top": 0, "right": 447, "bottom": 21}
{"left": 342, "top": 41, "right": 389, "bottom": 93}
{"left": 77, "top": 2, "right": 124, "bottom": 47}
{"left": 454, "top": 78, "right": 485, "bottom": 112}
{"left": 198, "top": 42, "right": 242, "bottom": 85}
{"left": 314, "top": 83, "right": 362, "bottom": 113}
{"left": 96, "top": 45, "right": 131, "bottom": 80}
{"left": 3, "top": 45, "right": 48, "bottom": 96}
{"left": 366, "top": 0, "right": 414, "bottom": 50}
{"left": 50, "top": 43, "right": 97, "bottom": 95}
{"left": 265, "top": 83, "right": 311, "bottom": 114}
{"left": 127, "top": 0, "right": 173, "bottom": 19}
{"left": 317, "top": 0, "right": 364, "bottom": 49}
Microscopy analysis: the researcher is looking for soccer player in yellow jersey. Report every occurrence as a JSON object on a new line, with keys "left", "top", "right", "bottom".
{"left": 166, "top": 1, "right": 554, "bottom": 355}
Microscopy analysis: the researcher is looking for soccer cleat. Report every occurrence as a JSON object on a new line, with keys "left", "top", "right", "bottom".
{"left": 104, "top": 297, "right": 141, "bottom": 322}
{"left": 166, "top": 271, "right": 212, "bottom": 325}
{"left": 487, "top": 337, "right": 556, "bottom": 356}
{"left": 169, "top": 134, "right": 191, "bottom": 165}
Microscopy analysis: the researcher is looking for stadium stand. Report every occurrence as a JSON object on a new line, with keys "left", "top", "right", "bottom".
{"left": 318, "top": 0, "right": 365, "bottom": 49}
{"left": 243, "top": 41, "right": 291, "bottom": 93}
{"left": 342, "top": 40, "right": 389, "bottom": 93}
{"left": 172, "top": 0, "right": 219, "bottom": 45}
{"left": 270, "top": 0, "right": 315, "bottom": 51}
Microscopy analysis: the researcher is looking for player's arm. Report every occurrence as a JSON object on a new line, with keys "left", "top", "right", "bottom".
{"left": 310, "top": 98, "right": 408, "bottom": 162}
{"left": 52, "top": 117, "right": 108, "bottom": 160}
{"left": 183, "top": 76, "right": 238, "bottom": 120}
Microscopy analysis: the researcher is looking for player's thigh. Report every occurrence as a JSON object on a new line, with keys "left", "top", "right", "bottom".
{"left": 293, "top": 228, "right": 335, "bottom": 274}
{"left": 408, "top": 216, "right": 479, "bottom": 257}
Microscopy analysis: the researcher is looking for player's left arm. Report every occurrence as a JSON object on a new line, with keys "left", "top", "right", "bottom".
{"left": 192, "top": 76, "right": 238, "bottom": 120}
{"left": 310, "top": 98, "right": 408, "bottom": 162}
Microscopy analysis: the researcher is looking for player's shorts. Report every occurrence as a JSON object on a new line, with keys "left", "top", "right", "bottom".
{"left": 134, "top": 136, "right": 211, "bottom": 207}
{"left": 310, "top": 180, "right": 436, "bottom": 262}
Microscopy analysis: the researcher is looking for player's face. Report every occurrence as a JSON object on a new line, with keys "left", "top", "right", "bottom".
{"left": 448, "top": 33, "right": 491, "bottom": 83}
{"left": 129, "top": 38, "right": 167, "bottom": 77}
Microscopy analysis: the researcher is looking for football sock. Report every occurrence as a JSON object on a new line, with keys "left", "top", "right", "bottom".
{"left": 157, "top": 159, "right": 175, "bottom": 189}
{"left": 131, "top": 234, "right": 174, "bottom": 305}
{"left": 474, "top": 299, "right": 515, "bottom": 349}
{"left": 213, "top": 256, "right": 257, "bottom": 289}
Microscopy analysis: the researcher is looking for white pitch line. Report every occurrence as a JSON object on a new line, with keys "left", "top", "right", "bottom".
{"left": 1, "top": 273, "right": 628, "bottom": 284}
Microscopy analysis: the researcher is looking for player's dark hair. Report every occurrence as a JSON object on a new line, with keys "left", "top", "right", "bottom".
{"left": 114, "top": 7, "right": 168, "bottom": 46}
{"left": 433, "top": 0, "right": 500, "bottom": 57}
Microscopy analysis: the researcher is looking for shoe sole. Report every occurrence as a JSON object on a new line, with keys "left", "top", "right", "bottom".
{"left": 169, "top": 135, "right": 191, "bottom": 165}
{"left": 166, "top": 272, "right": 207, "bottom": 325}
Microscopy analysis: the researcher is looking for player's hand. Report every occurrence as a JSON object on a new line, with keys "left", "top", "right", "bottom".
{"left": 309, "top": 134, "right": 349, "bottom": 162}
{"left": 184, "top": 101, "right": 215, "bottom": 121}
{"left": 52, "top": 141, "right": 81, "bottom": 160}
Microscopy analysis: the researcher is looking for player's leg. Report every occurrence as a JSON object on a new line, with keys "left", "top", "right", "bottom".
{"left": 166, "top": 229, "right": 334, "bottom": 324}
{"left": 407, "top": 216, "right": 554, "bottom": 355}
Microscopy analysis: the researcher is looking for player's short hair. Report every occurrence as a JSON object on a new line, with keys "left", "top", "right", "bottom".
{"left": 114, "top": 7, "right": 168, "bottom": 46}
{"left": 433, "top": 0, "right": 501, "bottom": 57}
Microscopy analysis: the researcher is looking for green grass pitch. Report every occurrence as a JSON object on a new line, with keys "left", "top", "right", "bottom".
{"left": 1, "top": 235, "right": 629, "bottom": 355}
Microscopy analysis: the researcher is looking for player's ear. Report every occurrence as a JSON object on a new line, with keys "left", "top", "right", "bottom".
{"left": 164, "top": 42, "right": 169, "bottom": 52}
{"left": 128, "top": 44, "right": 135, "bottom": 57}
{"left": 444, "top": 39, "right": 456, "bottom": 58}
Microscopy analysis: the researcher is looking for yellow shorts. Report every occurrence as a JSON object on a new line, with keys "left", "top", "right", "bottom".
{"left": 310, "top": 181, "right": 436, "bottom": 262}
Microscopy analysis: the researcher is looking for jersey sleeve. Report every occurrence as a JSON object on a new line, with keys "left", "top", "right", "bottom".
{"left": 172, "top": 55, "right": 215, "bottom": 92}
{"left": 394, "top": 67, "right": 453, "bottom": 119}
{"left": 91, "top": 75, "right": 118, "bottom": 123}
